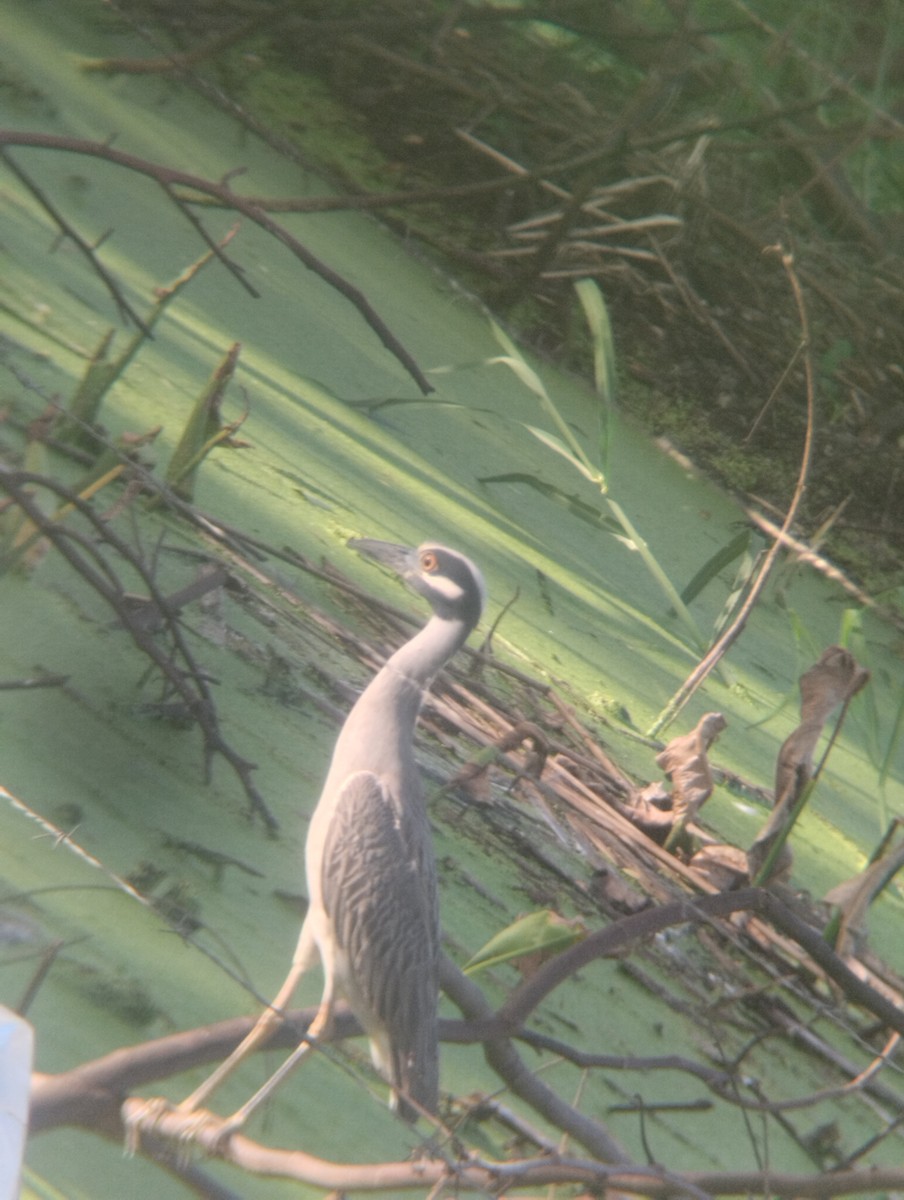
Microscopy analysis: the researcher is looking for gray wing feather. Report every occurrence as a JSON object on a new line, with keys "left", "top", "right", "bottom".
{"left": 320, "top": 770, "right": 439, "bottom": 1117}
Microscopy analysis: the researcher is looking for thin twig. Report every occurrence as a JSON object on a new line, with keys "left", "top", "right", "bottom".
{"left": 0, "top": 129, "right": 432, "bottom": 395}
{"left": 648, "top": 247, "right": 817, "bottom": 737}
{"left": 0, "top": 469, "right": 278, "bottom": 832}
{"left": 0, "top": 147, "right": 148, "bottom": 332}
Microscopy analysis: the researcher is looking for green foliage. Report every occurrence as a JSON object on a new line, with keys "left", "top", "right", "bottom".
{"left": 574, "top": 276, "right": 617, "bottom": 476}
{"left": 163, "top": 342, "right": 246, "bottom": 502}
{"left": 680, "top": 530, "right": 753, "bottom": 607}
{"left": 488, "top": 318, "right": 603, "bottom": 487}
{"left": 0, "top": 438, "right": 49, "bottom": 567}
{"left": 464, "top": 909, "right": 586, "bottom": 975}
{"left": 58, "top": 247, "right": 224, "bottom": 448}
{"left": 60, "top": 326, "right": 117, "bottom": 446}
{"left": 481, "top": 284, "right": 755, "bottom": 656}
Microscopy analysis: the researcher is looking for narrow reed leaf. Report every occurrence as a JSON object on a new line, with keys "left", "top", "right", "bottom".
{"left": 487, "top": 353, "right": 550, "bottom": 402}
{"left": 525, "top": 426, "right": 602, "bottom": 483}
{"left": 575, "top": 278, "right": 617, "bottom": 405}
{"left": 575, "top": 277, "right": 616, "bottom": 481}
{"left": 606, "top": 497, "right": 705, "bottom": 651}
{"left": 709, "top": 537, "right": 758, "bottom": 643}
{"left": 480, "top": 472, "right": 624, "bottom": 535}
{"left": 680, "top": 530, "right": 752, "bottom": 606}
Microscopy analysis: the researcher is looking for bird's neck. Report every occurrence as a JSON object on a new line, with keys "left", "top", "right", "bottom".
{"left": 332, "top": 615, "right": 470, "bottom": 775}
{"left": 385, "top": 614, "right": 471, "bottom": 688}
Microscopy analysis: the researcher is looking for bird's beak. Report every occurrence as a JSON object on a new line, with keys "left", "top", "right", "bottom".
{"left": 348, "top": 538, "right": 415, "bottom": 576}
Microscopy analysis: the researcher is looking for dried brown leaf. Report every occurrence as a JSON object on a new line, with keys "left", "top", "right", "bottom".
{"left": 619, "top": 712, "right": 726, "bottom": 844}
{"left": 655, "top": 711, "right": 727, "bottom": 824}
{"left": 774, "top": 646, "right": 870, "bottom": 807}
{"left": 825, "top": 832, "right": 904, "bottom": 957}
{"left": 750, "top": 646, "right": 869, "bottom": 884}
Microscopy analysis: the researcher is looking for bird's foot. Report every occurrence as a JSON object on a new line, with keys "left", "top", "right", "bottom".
{"left": 409, "top": 1133, "right": 444, "bottom": 1162}
{"left": 122, "top": 1096, "right": 243, "bottom": 1159}
{"left": 122, "top": 1096, "right": 176, "bottom": 1157}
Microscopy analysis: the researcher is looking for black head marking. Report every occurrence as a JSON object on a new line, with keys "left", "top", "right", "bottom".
{"left": 409, "top": 543, "right": 486, "bottom": 630}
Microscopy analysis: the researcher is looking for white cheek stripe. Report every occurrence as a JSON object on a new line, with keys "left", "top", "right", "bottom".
{"left": 428, "top": 576, "right": 465, "bottom": 603}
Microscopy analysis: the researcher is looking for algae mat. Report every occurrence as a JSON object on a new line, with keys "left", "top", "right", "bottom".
{"left": 2, "top": 2, "right": 904, "bottom": 1196}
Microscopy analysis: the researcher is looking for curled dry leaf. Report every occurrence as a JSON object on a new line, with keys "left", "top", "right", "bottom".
{"left": 824, "top": 824, "right": 904, "bottom": 957}
{"left": 749, "top": 646, "right": 870, "bottom": 884}
{"left": 774, "top": 646, "right": 870, "bottom": 807}
{"left": 689, "top": 843, "right": 749, "bottom": 892}
{"left": 620, "top": 781, "right": 675, "bottom": 836}
{"left": 620, "top": 712, "right": 726, "bottom": 843}
{"left": 656, "top": 711, "right": 727, "bottom": 827}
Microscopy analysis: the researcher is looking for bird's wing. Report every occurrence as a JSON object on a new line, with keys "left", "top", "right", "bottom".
{"left": 320, "top": 769, "right": 439, "bottom": 1117}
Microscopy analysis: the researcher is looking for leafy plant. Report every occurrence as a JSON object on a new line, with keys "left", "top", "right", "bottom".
{"left": 57, "top": 241, "right": 232, "bottom": 449}
{"left": 163, "top": 342, "right": 248, "bottom": 502}
{"left": 480, "top": 282, "right": 754, "bottom": 658}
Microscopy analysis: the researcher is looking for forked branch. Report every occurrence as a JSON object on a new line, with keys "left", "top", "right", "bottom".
{"left": 0, "top": 468, "right": 277, "bottom": 832}
{"left": 27, "top": 887, "right": 904, "bottom": 1196}
{"left": 0, "top": 129, "right": 432, "bottom": 395}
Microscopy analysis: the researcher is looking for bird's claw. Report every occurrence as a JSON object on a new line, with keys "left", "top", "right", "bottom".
{"left": 122, "top": 1096, "right": 241, "bottom": 1159}
{"left": 122, "top": 1096, "right": 176, "bottom": 1156}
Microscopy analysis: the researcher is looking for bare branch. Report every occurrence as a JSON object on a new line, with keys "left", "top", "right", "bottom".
{"left": 439, "top": 956, "right": 632, "bottom": 1166}
{"left": 490, "top": 888, "right": 904, "bottom": 1039}
{"left": 0, "top": 129, "right": 432, "bottom": 395}
{"left": 0, "top": 146, "right": 148, "bottom": 332}
{"left": 649, "top": 248, "right": 818, "bottom": 737}
{"left": 28, "top": 888, "right": 904, "bottom": 1195}
{"left": 0, "top": 469, "right": 278, "bottom": 832}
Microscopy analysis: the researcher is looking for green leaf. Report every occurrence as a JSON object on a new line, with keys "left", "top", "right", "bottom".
{"left": 489, "top": 318, "right": 523, "bottom": 362}
{"left": 525, "top": 425, "right": 602, "bottom": 483}
{"left": 59, "top": 245, "right": 226, "bottom": 449}
{"left": 680, "top": 530, "right": 752, "bottom": 606}
{"left": 487, "top": 353, "right": 551, "bottom": 403}
{"left": 575, "top": 278, "right": 617, "bottom": 478}
{"left": 606, "top": 497, "right": 705, "bottom": 652}
{"left": 575, "top": 278, "right": 617, "bottom": 405}
{"left": 480, "top": 472, "right": 624, "bottom": 536}
{"left": 709, "top": 538, "right": 757, "bottom": 643}
{"left": 164, "top": 342, "right": 243, "bottom": 502}
{"left": 464, "top": 910, "right": 586, "bottom": 975}
{"left": 487, "top": 319, "right": 601, "bottom": 483}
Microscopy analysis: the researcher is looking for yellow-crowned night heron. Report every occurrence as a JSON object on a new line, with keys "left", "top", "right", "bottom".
{"left": 170, "top": 538, "right": 486, "bottom": 1130}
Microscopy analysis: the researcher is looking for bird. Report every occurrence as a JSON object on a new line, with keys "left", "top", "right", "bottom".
{"left": 153, "top": 538, "right": 486, "bottom": 1134}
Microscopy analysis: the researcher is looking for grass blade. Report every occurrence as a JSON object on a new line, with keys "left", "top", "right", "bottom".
{"left": 680, "top": 530, "right": 752, "bottom": 606}
{"left": 575, "top": 278, "right": 616, "bottom": 478}
{"left": 606, "top": 497, "right": 705, "bottom": 652}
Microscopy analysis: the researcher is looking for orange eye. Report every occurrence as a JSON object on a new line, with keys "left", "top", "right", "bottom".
{"left": 420, "top": 551, "right": 439, "bottom": 572}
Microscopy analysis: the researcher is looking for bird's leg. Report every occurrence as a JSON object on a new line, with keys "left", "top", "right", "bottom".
{"left": 125, "top": 925, "right": 319, "bottom": 1152}
{"left": 211, "top": 992, "right": 335, "bottom": 1137}
{"left": 176, "top": 956, "right": 309, "bottom": 1115}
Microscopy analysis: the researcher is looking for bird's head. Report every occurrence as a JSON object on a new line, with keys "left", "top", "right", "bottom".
{"left": 350, "top": 539, "right": 486, "bottom": 631}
